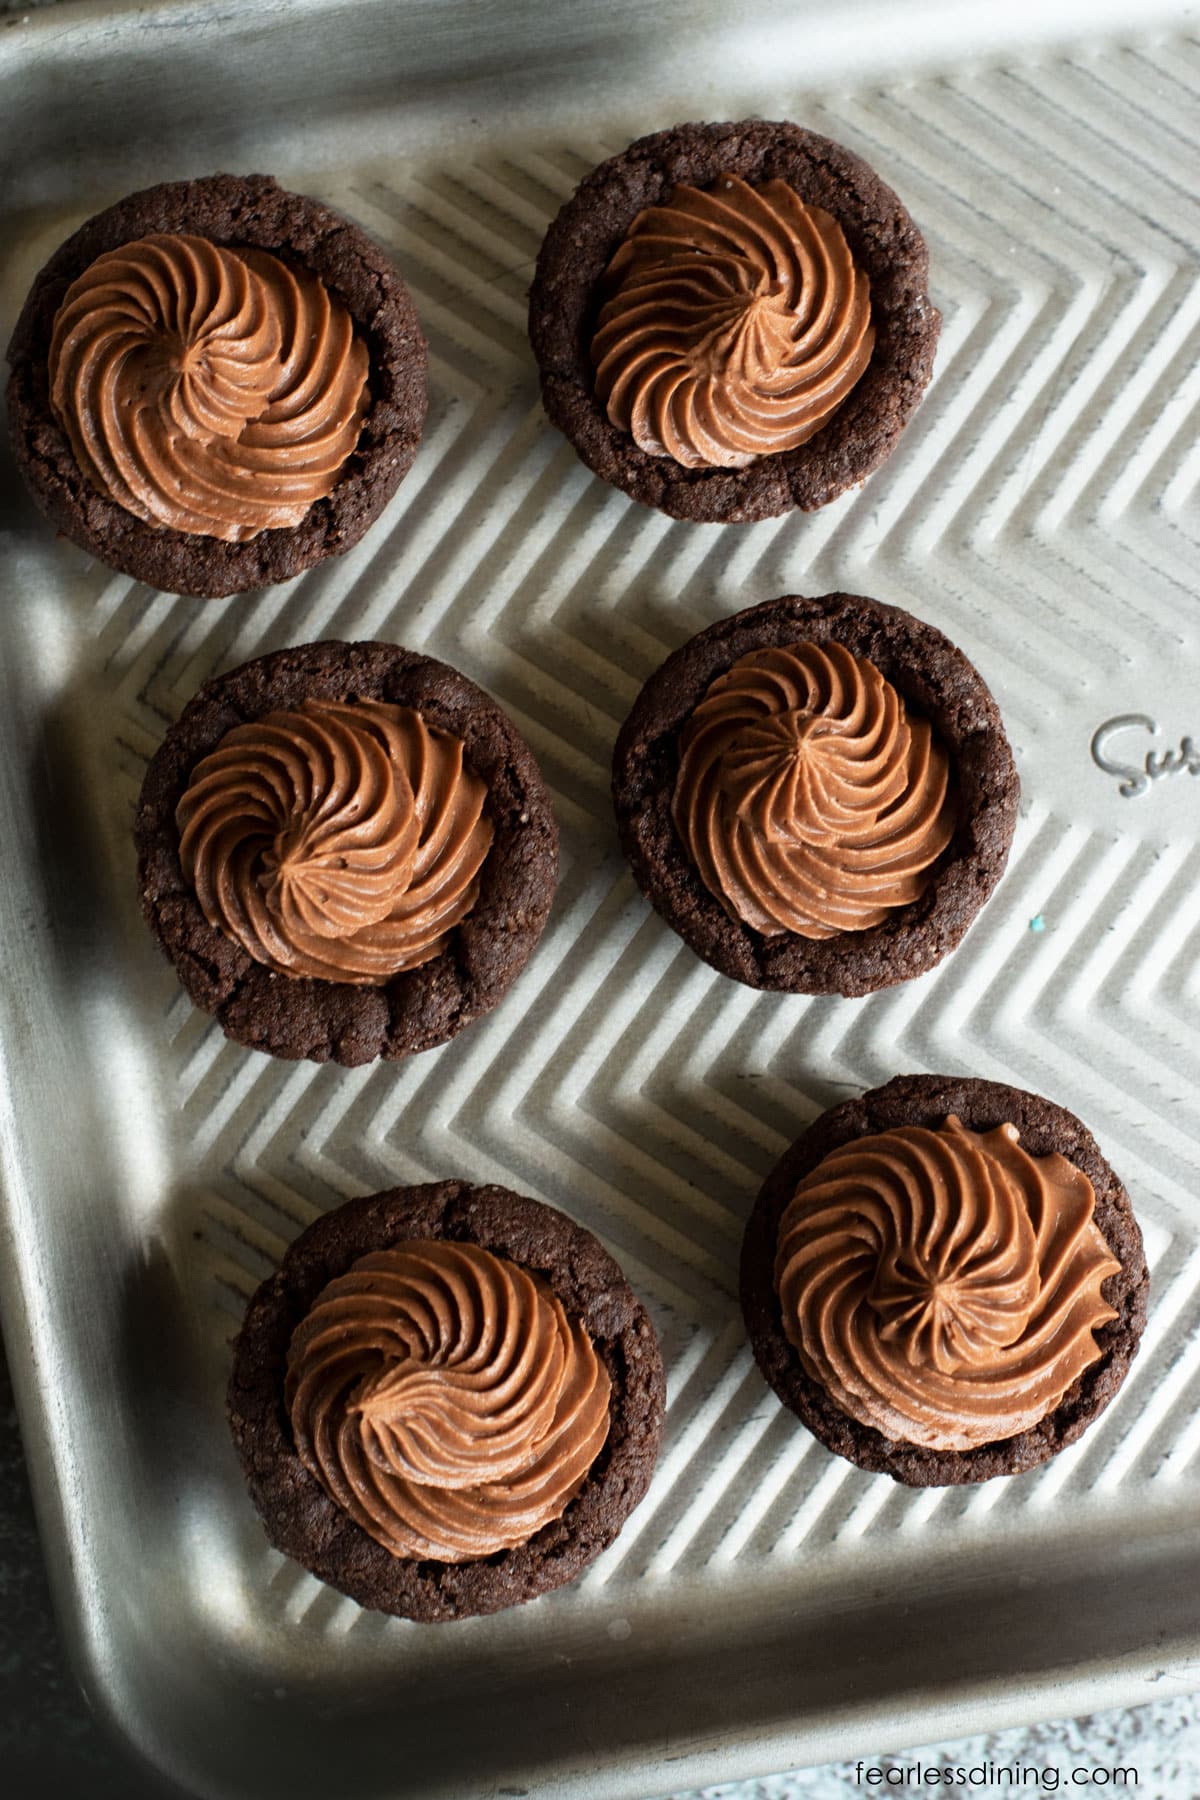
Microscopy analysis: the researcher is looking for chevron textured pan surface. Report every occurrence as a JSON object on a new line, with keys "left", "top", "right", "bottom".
{"left": 1, "top": 13, "right": 1198, "bottom": 1800}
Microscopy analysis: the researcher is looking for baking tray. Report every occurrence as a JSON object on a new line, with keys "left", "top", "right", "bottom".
{"left": 2, "top": 2, "right": 1200, "bottom": 1795}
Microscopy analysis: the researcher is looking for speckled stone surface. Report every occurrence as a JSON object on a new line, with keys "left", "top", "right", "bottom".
{"left": 660, "top": 1702, "right": 1200, "bottom": 1800}
{"left": 0, "top": 1350, "right": 180, "bottom": 1796}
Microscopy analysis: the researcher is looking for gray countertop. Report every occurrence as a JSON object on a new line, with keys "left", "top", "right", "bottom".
{"left": 0, "top": 1348, "right": 174, "bottom": 1798}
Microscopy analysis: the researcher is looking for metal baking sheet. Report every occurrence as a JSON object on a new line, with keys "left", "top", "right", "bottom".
{"left": 2, "top": 2, "right": 1199, "bottom": 1795}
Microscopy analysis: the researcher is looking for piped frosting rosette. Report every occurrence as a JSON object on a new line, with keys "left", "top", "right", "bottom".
{"left": 774, "top": 1116, "right": 1121, "bottom": 1451}
{"left": 285, "top": 1241, "right": 612, "bottom": 1561}
{"left": 176, "top": 697, "right": 492, "bottom": 983}
{"left": 593, "top": 175, "right": 874, "bottom": 468}
{"left": 48, "top": 232, "right": 369, "bottom": 540}
{"left": 672, "top": 640, "right": 953, "bottom": 938}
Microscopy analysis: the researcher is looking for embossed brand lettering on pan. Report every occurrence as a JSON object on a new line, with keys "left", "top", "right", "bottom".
{"left": 1090, "top": 715, "right": 1200, "bottom": 799}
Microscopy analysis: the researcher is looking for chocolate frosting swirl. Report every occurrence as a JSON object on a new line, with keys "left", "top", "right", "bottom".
{"left": 592, "top": 175, "right": 874, "bottom": 469}
{"left": 775, "top": 1116, "right": 1121, "bottom": 1451}
{"left": 176, "top": 698, "right": 493, "bottom": 984}
{"left": 672, "top": 641, "right": 953, "bottom": 939}
{"left": 286, "top": 1241, "right": 612, "bottom": 1561}
{"left": 48, "top": 233, "right": 369, "bottom": 540}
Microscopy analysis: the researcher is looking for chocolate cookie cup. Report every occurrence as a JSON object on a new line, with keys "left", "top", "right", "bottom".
{"left": 228, "top": 1182, "right": 666, "bottom": 1621}
{"left": 611, "top": 593, "right": 1018, "bottom": 996}
{"left": 741, "top": 1075, "right": 1148, "bottom": 1486}
{"left": 528, "top": 120, "right": 939, "bottom": 524}
{"left": 135, "top": 640, "right": 558, "bottom": 1064}
{"left": 7, "top": 173, "right": 427, "bottom": 597}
